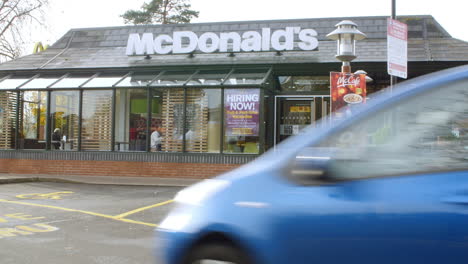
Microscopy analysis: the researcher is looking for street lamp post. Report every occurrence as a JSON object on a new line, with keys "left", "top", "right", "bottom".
{"left": 326, "top": 20, "right": 367, "bottom": 73}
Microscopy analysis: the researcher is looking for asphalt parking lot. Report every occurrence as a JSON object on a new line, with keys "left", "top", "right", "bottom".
{"left": 0, "top": 181, "right": 183, "bottom": 264}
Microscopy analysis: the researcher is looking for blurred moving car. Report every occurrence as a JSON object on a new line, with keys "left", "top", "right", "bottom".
{"left": 155, "top": 65, "right": 468, "bottom": 264}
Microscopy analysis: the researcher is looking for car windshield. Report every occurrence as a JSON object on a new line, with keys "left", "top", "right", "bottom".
{"left": 314, "top": 79, "right": 468, "bottom": 179}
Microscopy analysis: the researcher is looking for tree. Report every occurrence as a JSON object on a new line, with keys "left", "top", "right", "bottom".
{"left": 121, "top": 0, "right": 199, "bottom": 25}
{"left": 0, "top": 0, "right": 48, "bottom": 62}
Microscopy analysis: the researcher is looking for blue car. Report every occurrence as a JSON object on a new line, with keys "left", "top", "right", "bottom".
{"left": 156, "top": 65, "right": 468, "bottom": 264}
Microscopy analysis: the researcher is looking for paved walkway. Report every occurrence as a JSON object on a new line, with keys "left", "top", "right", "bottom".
{"left": 0, "top": 173, "right": 200, "bottom": 187}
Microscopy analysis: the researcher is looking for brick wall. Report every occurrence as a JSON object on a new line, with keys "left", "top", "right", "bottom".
{"left": 0, "top": 159, "right": 241, "bottom": 179}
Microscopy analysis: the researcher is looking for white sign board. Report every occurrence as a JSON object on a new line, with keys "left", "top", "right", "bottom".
{"left": 126, "top": 27, "right": 319, "bottom": 56}
{"left": 387, "top": 18, "right": 408, "bottom": 79}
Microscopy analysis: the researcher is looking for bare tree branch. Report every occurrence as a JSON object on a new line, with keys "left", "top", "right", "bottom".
{"left": 0, "top": 0, "right": 48, "bottom": 62}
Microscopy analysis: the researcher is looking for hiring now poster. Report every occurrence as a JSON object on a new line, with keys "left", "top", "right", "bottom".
{"left": 224, "top": 89, "right": 260, "bottom": 136}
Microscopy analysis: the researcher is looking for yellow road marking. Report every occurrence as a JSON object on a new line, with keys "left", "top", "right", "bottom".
{"left": 0, "top": 199, "right": 157, "bottom": 227}
{"left": 114, "top": 199, "right": 174, "bottom": 219}
{"left": 16, "top": 191, "right": 74, "bottom": 200}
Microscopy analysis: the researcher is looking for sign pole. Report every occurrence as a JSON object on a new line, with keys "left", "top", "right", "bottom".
{"left": 390, "top": 0, "right": 397, "bottom": 92}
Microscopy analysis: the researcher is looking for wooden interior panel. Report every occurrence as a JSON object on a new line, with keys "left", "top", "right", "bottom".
{"left": 81, "top": 91, "right": 112, "bottom": 151}
{"left": 161, "top": 89, "right": 209, "bottom": 152}
{"left": 0, "top": 92, "right": 17, "bottom": 149}
{"left": 185, "top": 89, "right": 208, "bottom": 153}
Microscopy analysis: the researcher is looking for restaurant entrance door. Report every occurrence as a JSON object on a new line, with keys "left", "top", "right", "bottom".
{"left": 274, "top": 96, "right": 331, "bottom": 145}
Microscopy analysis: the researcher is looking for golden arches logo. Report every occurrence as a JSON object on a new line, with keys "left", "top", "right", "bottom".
{"left": 32, "top": 42, "right": 49, "bottom": 54}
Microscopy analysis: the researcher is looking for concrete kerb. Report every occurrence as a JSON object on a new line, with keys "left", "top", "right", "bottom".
{"left": 0, "top": 177, "right": 40, "bottom": 184}
{"left": 0, "top": 174, "right": 200, "bottom": 187}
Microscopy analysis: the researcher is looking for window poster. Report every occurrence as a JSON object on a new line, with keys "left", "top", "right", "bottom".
{"left": 224, "top": 89, "right": 260, "bottom": 136}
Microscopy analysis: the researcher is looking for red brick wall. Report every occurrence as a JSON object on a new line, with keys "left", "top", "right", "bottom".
{"left": 0, "top": 159, "right": 241, "bottom": 179}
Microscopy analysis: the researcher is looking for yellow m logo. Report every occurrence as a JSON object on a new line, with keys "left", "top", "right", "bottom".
{"left": 33, "top": 42, "right": 49, "bottom": 54}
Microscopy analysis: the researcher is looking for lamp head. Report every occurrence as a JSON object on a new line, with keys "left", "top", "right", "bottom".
{"left": 327, "top": 20, "right": 367, "bottom": 62}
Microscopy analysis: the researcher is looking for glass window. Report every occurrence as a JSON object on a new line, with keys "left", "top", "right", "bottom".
{"left": 51, "top": 74, "right": 93, "bottom": 88}
{"left": 150, "top": 70, "right": 194, "bottom": 86}
{"left": 153, "top": 88, "right": 184, "bottom": 152}
{"left": 50, "top": 91, "right": 79, "bottom": 151}
{"left": 224, "top": 68, "right": 268, "bottom": 85}
{"left": 19, "top": 91, "right": 47, "bottom": 150}
{"left": 279, "top": 76, "right": 330, "bottom": 92}
{"left": 0, "top": 76, "right": 34, "bottom": 89}
{"left": 277, "top": 96, "right": 331, "bottom": 143}
{"left": 185, "top": 89, "right": 222, "bottom": 153}
{"left": 0, "top": 91, "right": 18, "bottom": 149}
{"left": 21, "top": 75, "right": 63, "bottom": 89}
{"left": 82, "top": 73, "right": 127, "bottom": 88}
{"left": 315, "top": 79, "right": 468, "bottom": 179}
{"left": 224, "top": 88, "right": 261, "bottom": 154}
{"left": 116, "top": 72, "right": 161, "bottom": 87}
{"left": 186, "top": 70, "right": 230, "bottom": 86}
{"left": 115, "top": 89, "right": 149, "bottom": 152}
{"left": 82, "top": 90, "right": 113, "bottom": 151}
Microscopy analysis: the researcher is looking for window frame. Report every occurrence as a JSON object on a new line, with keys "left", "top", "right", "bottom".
{"left": 0, "top": 67, "right": 272, "bottom": 154}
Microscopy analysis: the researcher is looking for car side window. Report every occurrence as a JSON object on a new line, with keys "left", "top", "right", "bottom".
{"left": 316, "top": 79, "right": 468, "bottom": 180}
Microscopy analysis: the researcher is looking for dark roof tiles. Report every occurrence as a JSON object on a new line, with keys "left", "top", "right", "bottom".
{"left": 0, "top": 15, "right": 466, "bottom": 71}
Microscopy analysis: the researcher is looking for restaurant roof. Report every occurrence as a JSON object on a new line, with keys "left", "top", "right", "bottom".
{"left": 0, "top": 15, "right": 467, "bottom": 72}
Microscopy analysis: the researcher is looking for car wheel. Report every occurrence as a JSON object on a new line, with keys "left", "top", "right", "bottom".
{"left": 183, "top": 243, "right": 253, "bottom": 264}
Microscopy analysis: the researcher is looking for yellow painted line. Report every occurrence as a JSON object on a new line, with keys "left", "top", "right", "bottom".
{"left": 16, "top": 191, "right": 74, "bottom": 200}
{"left": 0, "top": 199, "right": 157, "bottom": 227}
{"left": 114, "top": 199, "right": 174, "bottom": 219}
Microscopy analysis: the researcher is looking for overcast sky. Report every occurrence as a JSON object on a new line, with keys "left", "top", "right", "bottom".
{"left": 28, "top": 0, "right": 468, "bottom": 50}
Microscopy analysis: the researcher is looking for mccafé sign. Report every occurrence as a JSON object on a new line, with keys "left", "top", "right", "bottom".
{"left": 126, "top": 27, "right": 318, "bottom": 55}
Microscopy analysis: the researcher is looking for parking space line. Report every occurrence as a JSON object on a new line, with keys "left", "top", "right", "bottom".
{"left": 16, "top": 191, "right": 74, "bottom": 200}
{"left": 114, "top": 199, "right": 174, "bottom": 219}
{"left": 0, "top": 199, "right": 157, "bottom": 227}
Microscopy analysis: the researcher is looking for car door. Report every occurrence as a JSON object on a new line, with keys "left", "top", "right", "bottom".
{"left": 273, "top": 76, "right": 468, "bottom": 264}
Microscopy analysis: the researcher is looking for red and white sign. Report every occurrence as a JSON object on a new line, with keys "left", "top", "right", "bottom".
{"left": 387, "top": 18, "right": 408, "bottom": 79}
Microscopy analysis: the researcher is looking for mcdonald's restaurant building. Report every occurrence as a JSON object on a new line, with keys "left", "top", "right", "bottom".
{"left": 0, "top": 15, "right": 467, "bottom": 179}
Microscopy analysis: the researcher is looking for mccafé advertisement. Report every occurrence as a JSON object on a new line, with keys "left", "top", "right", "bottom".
{"left": 330, "top": 72, "right": 366, "bottom": 118}
{"left": 224, "top": 89, "right": 260, "bottom": 136}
